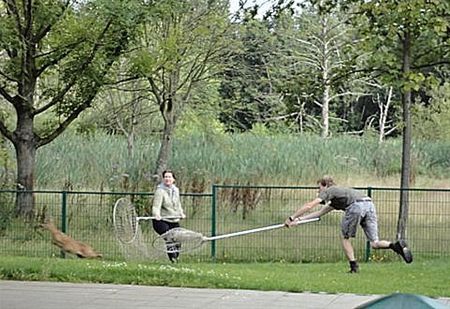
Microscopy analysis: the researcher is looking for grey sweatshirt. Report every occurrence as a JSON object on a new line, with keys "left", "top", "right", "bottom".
{"left": 152, "top": 183, "right": 184, "bottom": 222}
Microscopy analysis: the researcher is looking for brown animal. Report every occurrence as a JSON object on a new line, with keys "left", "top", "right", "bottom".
{"left": 39, "top": 220, "right": 102, "bottom": 259}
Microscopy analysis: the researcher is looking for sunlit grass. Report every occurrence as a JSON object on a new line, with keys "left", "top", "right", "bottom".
{"left": 0, "top": 256, "right": 449, "bottom": 297}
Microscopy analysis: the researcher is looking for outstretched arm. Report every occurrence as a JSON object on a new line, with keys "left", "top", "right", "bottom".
{"left": 300, "top": 205, "right": 334, "bottom": 220}
{"left": 285, "top": 197, "right": 322, "bottom": 227}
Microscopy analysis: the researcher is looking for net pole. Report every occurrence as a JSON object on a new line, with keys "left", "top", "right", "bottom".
{"left": 206, "top": 223, "right": 285, "bottom": 241}
{"left": 205, "top": 218, "right": 320, "bottom": 241}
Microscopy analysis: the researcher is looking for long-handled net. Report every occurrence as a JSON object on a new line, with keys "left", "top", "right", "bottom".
{"left": 112, "top": 197, "right": 180, "bottom": 260}
{"left": 152, "top": 217, "right": 320, "bottom": 254}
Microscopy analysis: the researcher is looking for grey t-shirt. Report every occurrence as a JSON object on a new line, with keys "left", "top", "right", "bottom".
{"left": 318, "top": 186, "right": 366, "bottom": 210}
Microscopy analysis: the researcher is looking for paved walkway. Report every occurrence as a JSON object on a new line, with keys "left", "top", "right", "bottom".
{"left": 1, "top": 280, "right": 449, "bottom": 309}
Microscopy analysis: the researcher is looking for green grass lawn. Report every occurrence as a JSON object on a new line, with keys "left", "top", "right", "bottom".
{"left": 0, "top": 256, "right": 449, "bottom": 298}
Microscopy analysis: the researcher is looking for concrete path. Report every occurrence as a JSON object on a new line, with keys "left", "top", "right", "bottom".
{"left": 1, "top": 280, "right": 449, "bottom": 309}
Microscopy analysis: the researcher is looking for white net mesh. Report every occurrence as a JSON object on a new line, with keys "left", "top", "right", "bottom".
{"left": 152, "top": 228, "right": 205, "bottom": 253}
{"left": 113, "top": 198, "right": 164, "bottom": 261}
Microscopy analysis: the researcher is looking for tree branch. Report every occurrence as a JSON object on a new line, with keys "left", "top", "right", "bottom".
{"left": 0, "top": 85, "right": 18, "bottom": 106}
{"left": 0, "top": 119, "right": 14, "bottom": 142}
{"left": 34, "top": 20, "right": 113, "bottom": 115}
{"left": 0, "top": 69, "right": 18, "bottom": 83}
{"left": 35, "top": 39, "right": 86, "bottom": 77}
{"left": 4, "top": 0, "right": 23, "bottom": 35}
{"left": 329, "top": 91, "right": 368, "bottom": 101}
{"left": 412, "top": 59, "right": 450, "bottom": 70}
{"left": 24, "top": 0, "right": 33, "bottom": 40}
{"left": 37, "top": 22, "right": 129, "bottom": 147}
{"left": 34, "top": 0, "right": 71, "bottom": 42}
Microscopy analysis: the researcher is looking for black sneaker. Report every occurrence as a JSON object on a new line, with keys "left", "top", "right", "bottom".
{"left": 167, "top": 243, "right": 179, "bottom": 263}
{"left": 392, "top": 240, "right": 413, "bottom": 263}
{"left": 348, "top": 261, "right": 359, "bottom": 273}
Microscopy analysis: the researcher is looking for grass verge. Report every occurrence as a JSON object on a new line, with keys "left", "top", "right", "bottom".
{"left": 0, "top": 256, "right": 449, "bottom": 297}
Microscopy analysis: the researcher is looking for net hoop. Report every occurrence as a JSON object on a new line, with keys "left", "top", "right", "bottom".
{"left": 113, "top": 197, "right": 139, "bottom": 244}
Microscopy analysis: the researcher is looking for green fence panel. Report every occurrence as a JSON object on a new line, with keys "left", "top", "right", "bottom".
{"left": 0, "top": 186, "right": 449, "bottom": 263}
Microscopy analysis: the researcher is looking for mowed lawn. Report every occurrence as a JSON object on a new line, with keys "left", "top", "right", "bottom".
{"left": 0, "top": 256, "right": 449, "bottom": 298}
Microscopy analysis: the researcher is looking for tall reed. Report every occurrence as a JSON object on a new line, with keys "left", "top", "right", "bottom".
{"left": 32, "top": 131, "right": 450, "bottom": 191}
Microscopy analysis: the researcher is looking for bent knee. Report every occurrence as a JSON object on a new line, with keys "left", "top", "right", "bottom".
{"left": 370, "top": 241, "right": 381, "bottom": 249}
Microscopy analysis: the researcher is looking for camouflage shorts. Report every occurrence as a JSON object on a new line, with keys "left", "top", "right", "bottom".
{"left": 341, "top": 201, "right": 379, "bottom": 242}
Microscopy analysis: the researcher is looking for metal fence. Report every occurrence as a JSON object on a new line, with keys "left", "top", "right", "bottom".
{"left": 0, "top": 185, "right": 449, "bottom": 263}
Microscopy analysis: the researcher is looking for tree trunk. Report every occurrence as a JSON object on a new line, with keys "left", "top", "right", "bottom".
{"left": 154, "top": 91, "right": 178, "bottom": 182}
{"left": 321, "top": 14, "right": 330, "bottom": 139}
{"left": 152, "top": 62, "right": 183, "bottom": 182}
{"left": 154, "top": 118, "right": 176, "bottom": 181}
{"left": 13, "top": 114, "right": 37, "bottom": 219}
{"left": 322, "top": 84, "right": 330, "bottom": 138}
{"left": 397, "top": 31, "right": 412, "bottom": 240}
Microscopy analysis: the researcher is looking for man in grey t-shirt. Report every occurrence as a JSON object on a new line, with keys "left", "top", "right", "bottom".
{"left": 285, "top": 175, "right": 413, "bottom": 273}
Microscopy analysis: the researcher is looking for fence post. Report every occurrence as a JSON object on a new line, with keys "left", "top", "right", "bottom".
{"left": 60, "top": 191, "right": 68, "bottom": 259}
{"left": 365, "top": 186, "right": 373, "bottom": 262}
{"left": 211, "top": 184, "right": 217, "bottom": 260}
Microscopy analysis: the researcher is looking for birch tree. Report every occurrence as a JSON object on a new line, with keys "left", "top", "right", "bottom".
{"left": 277, "top": 4, "right": 365, "bottom": 137}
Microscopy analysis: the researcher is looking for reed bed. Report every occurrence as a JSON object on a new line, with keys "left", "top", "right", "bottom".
{"left": 31, "top": 132, "right": 450, "bottom": 191}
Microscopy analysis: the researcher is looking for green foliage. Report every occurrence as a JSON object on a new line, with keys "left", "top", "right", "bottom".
{"left": 176, "top": 109, "right": 226, "bottom": 138}
{"left": 130, "top": 0, "right": 229, "bottom": 78}
{"left": 0, "top": 162, "right": 14, "bottom": 233}
{"left": 218, "top": 17, "right": 283, "bottom": 132}
{"left": 412, "top": 82, "right": 450, "bottom": 141}
{"left": 248, "top": 123, "right": 272, "bottom": 136}
{"left": 0, "top": 137, "right": 14, "bottom": 189}
{"left": 0, "top": 198, "right": 14, "bottom": 236}
{"left": 0, "top": 0, "right": 145, "bottom": 135}
{"left": 351, "top": 0, "right": 450, "bottom": 88}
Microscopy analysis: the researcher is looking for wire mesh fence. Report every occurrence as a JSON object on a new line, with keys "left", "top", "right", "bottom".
{"left": 0, "top": 185, "right": 449, "bottom": 263}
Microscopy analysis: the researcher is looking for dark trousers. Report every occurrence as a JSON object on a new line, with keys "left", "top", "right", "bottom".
{"left": 152, "top": 220, "right": 180, "bottom": 261}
